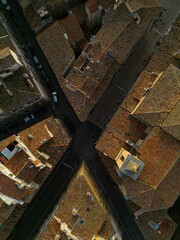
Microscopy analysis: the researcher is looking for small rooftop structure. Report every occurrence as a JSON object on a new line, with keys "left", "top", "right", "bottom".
{"left": 115, "top": 148, "right": 144, "bottom": 180}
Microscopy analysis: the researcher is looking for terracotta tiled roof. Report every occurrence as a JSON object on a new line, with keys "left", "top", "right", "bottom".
{"left": 64, "top": 37, "right": 120, "bottom": 121}
{"left": 0, "top": 119, "right": 54, "bottom": 176}
{"left": 17, "top": 162, "right": 40, "bottom": 184}
{"left": 66, "top": 67, "right": 88, "bottom": 90}
{"left": 56, "top": 175, "right": 106, "bottom": 239}
{"left": 96, "top": 5, "right": 131, "bottom": 49}
{"left": 59, "top": 13, "right": 84, "bottom": 45}
{"left": 97, "top": 219, "right": 116, "bottom": 239}
{"left": 145, "top": 17, "right": 180, "bottom": 73}
{"left": 39, "top": 217, "right": 61, "bottom": 240}
{"left": 97, "top": 130, "right": 125, "bottom": 160}
{"left": 104, "top": 3, "right": 131, "bottom": 23}
{"left": 162, "top": 100, "right": 180, "bottom": 140}
{"left": 39, "top": 174, "right": 106, "bottom": 240}
{"left": 132, "top": 65, "right": 180, "bottom": 131}
{"left": 62, "top": 86, "right": 87, "bottom": 121}
{"left": 96, "top": 107, "right": 147, "bottom": 159}
{"left": 109, "top": 7, "right": 158, "bottom": 63}
{"left": 145, "top": 50, "right": 179, "bottom": 75}
{"left": 125, "top": 127, "right": 180, "bottom": 210}
{"left": 0, "top": 136, "right": 15, "bottom": 152}
{"left": 37, "top": 21, "right": 75, "bottom": 82}
{"left": 18, "top": 119, "right": 53, "bottom": 154}
{"left": 69, "top": 4, "right": 86, "bottom": 24}
{"left": 66, "top": 44, "right": 115, "bottom": 99}
{"left": 0, "top": 203, "right": 27, "bottom": 239}
{"left": 5, "top": 150, "right": 29, "bottom": 176}
{"left": 64, "top": 2, "right": 159, "bottom": 120}
{"left": 0, "top": 117, "right": 70, "bottom": 179}
{"left": 96, "top": 21, "right": 129, "bottom": 49}
{"left": 124, "top": 0, "right": 161, "bottom": 13}
{"left": 0, "top": 173, "right": 27, "bottom": 201}
{"left": 138, "top": 210, "right": 176, "bottom": 240}
{"left": 86, "top": 0, "right": 114, "bottom": 13}
{"left": 159, "top": 17, "right": 180, "bottom": 56}
{"left": 86, "top": 0, "right": 99, "bottom": 13}
{"left": 138, "top": 127, "right": 179, "bottom": 187}
{"left": 0, "top": 155, "right": 8, "bottom": 165}
{"left": 122, "top": 70, "right": 157, "bottom": 112}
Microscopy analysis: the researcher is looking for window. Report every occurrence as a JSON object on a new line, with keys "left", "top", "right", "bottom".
{"left": 79, "top": 218, "right": 85, "bottom": 225}
{"left": 7, "top": 143, "right": 15, "bottom": 152}
{"left": 120, "top": 155, "right": 125, "bottom": 162}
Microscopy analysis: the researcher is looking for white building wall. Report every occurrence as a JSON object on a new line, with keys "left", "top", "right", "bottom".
{"left": 0, "top": 192, "right": 24, "bottom": 205}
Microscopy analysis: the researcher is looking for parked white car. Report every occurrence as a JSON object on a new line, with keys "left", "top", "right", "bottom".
{"left": 24, "top": 114, "right": 35, "bottom": 122}
{"left": 52, "top": 92, "right": 58, "bottom": 103}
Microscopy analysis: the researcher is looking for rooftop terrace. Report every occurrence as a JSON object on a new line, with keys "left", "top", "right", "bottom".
{"left": 0, "top": 66, "right": 41, "bottom": 117}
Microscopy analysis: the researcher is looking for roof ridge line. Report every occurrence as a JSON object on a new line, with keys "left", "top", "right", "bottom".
{"left": 135, "top": 110, "right": 170, "bottom": 115}
{"left": 131, "top": 187, "right": 153, "bottom": 199}
{"left": 149, "top": 190, "right": 156, "bottom": 211}
{"left": 156, "top": 157, "right": 180, "bottom": 189}
{"left": 171, "top": 64, "right": 180, "bottom": 85}
{"left": 162, "top": 123, "right": 180, "bottom": 128}
{"left": 153, "top": 191, "right": 169, "bottom": 210}
{"left": 161, "top": 99, "right": 180, "bottom": 127}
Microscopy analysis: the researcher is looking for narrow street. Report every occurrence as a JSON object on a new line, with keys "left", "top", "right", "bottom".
{"left": 0, "top": 0, "right": 179, "bottom": 239}
{"left": 88, "top": 0, "right": 179, "bottom": 128}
